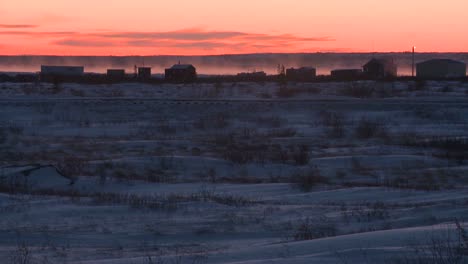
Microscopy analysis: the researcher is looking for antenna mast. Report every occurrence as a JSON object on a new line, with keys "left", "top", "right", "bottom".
{"left": 412, "top": 46, "right": 416, "bottom": 77}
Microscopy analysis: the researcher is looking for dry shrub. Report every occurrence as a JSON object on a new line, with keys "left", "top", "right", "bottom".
{"left": 292, "top": 144, "right": 310, "bottom": 166}
{"left": 339, "top": 82, "right": 374, "bottom": 98}
{"left": 56, "top": 155, "right": 88, "bottom": 179}
{"left": 294, "top": 217, "right": 337, "bottom": 241}
{"left": 276, "top": 85, "right": 297, "bottom": 98}
{"left": 355, "top": 118, "right": 386, "bottom": 139}
{"left": 291, "top": 166, "right": 328, "bottom": 192}
{"left": 320, "top": 111, "right": 346, "bottom": 138}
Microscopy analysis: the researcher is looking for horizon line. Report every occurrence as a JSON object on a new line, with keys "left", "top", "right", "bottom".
{"left": 2, "top": 51, "right": 468, "bottom": 57}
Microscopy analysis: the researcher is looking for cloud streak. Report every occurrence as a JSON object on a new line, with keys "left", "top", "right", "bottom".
{"left": 96, "top": 29, "right": 249, "bottom": 41}
{"left": 0, "top": 31, "right": 76, "bottom": 37}
{"left": 54, "top": 39, "right": 117, "bottom": 47}
{"left": 0, "top": 24, "right": 37, "bottom": 29}
{"left": 90, "top": 29, "right": 334, "bottom": 43}
{"left": 1, "top": 28, "right": 335, "bottom": 54}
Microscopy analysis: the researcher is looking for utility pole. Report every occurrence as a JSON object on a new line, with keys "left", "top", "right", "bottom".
{"left": 412, "top": 46, "right": 416, "bottom": 77}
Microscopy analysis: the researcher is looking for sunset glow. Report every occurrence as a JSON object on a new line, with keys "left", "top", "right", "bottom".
{"left": 1, "top": 0, "right": 468, "bottom": 55}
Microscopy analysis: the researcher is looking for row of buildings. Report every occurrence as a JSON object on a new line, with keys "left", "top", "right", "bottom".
{"left": 40, "top": 58, "right": 467, "bottom": 82}
{"left": 288, "top": 58, "right": 467, "bottom": 80}
{"left": 328, "top": 58, "right": 398, "bottom": 80}
{"left": 40, "top": 63, "right": 197, "bottom": 82}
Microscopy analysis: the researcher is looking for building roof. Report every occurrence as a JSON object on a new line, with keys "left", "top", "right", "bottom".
{"left": 41, "top": 65, "right": 84, "bottom": 69}
{"left": 169, "top": 64, "right": 195, "bottom": 70}
{"left": 288, "top": 67, "right": 316, "bottom": 71}
{"left": 237, "top": 71, "right": 266, "bottom": 75}
{"left": 417, "top": 59, "right": 466, "bottom": 66}
{"left": 364, "top": 58, "right": 395, "bottom": 67}
{"left": 331, "top": 69, "right": 362, "bottom": 72}
{"left": 40, "top": 65, "right": 84, "bottom": 75}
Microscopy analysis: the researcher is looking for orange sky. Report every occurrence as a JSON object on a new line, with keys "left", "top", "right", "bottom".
{"left": 1, "top": 0, "right": 468, "bottom": 55}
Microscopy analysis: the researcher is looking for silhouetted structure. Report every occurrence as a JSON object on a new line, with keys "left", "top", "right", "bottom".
{"left": 107, "top": 69, "right": 125, "bottom": 79}
{"left": 363, "top": 58, "right": 397, "bottom": 78}
{"left": 286, "top": 67, "right": 316, "bottom": 81}
{"left": 41, "top": 65, "right": 84, "bottom": 77}
{"left": 165, "top": 64, "right": 197, "bottom": 82}
{"left": 236, "top": 71, "right": 267, "bottom": 81}
{"left": 138, "top": 67, "right": 152, "bottom": 79}
{"left": 416, "top": 59, "right": 466, "bottom": 79}
{"left": 331, "top": 69, "right": 363, "bottom": 79}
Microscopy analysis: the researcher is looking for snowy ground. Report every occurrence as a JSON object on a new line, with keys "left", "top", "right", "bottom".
{"left": 1, "top": 80, "right": 468, "bottom": 263}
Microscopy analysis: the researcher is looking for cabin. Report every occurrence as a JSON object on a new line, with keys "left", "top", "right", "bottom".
{"left": 41, "top": 65, "right": 84, "bottom": 77}
{"left": 363, "top": 58, "right": 397, "bottom": 78}
{"left": 236, "top": 71, "right": 267, "bottom": 81}
{"left": 331, "top": 69, "right": 363, "bottom": 79}
{"left": 286, "top": 67, "right": 316, "bottom": 81}
{"left": 138, "top": 67, "right": 152, "bottom": 79}
{"left": 107, "top": 69, "right": 125, "bottom": 80}
{"left": 165, "top": 64, "right": 197, "bottom": 82}
{"left": 416, "top": 59, "right": 466, "bottom": 79}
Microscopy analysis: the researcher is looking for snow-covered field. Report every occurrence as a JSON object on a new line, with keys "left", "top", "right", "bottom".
{"left": 1, "top": 81, "right": 468, "bottom": 263}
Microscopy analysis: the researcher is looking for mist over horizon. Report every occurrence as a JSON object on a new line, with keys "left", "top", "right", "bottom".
{"left": 2, "top": 52, "right": 468, "bottom": 76}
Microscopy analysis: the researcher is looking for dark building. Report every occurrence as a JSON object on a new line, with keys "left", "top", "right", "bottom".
{"left": 331, "top": 69, "right": 363, "bottom": 79}
{"left": 138, "top": 67, "right": 152, "bottom": 79}
{"left": 107, "top": 69, "right": 125, "bottom": 79}
{"left": 236, "top": 71, "right": 267, "bottom": 81}
{"left": 363, "top": 58, "right": 397, "bottom": 78}
{"left": 286, "top": 67, "right": 316, "bottom": 81}
{"left": 165, "top": 64, "right": 197, "bottom": 82}
{"left": 416, "top": 59, "right": 466, "bottom": 79}
{"left": 41, "top": 65, "right": 84, "bottom": 77}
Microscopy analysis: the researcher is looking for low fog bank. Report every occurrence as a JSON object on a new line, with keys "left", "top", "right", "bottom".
{"left": 1, "top": 53, "right": 467, "bottom": 76}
